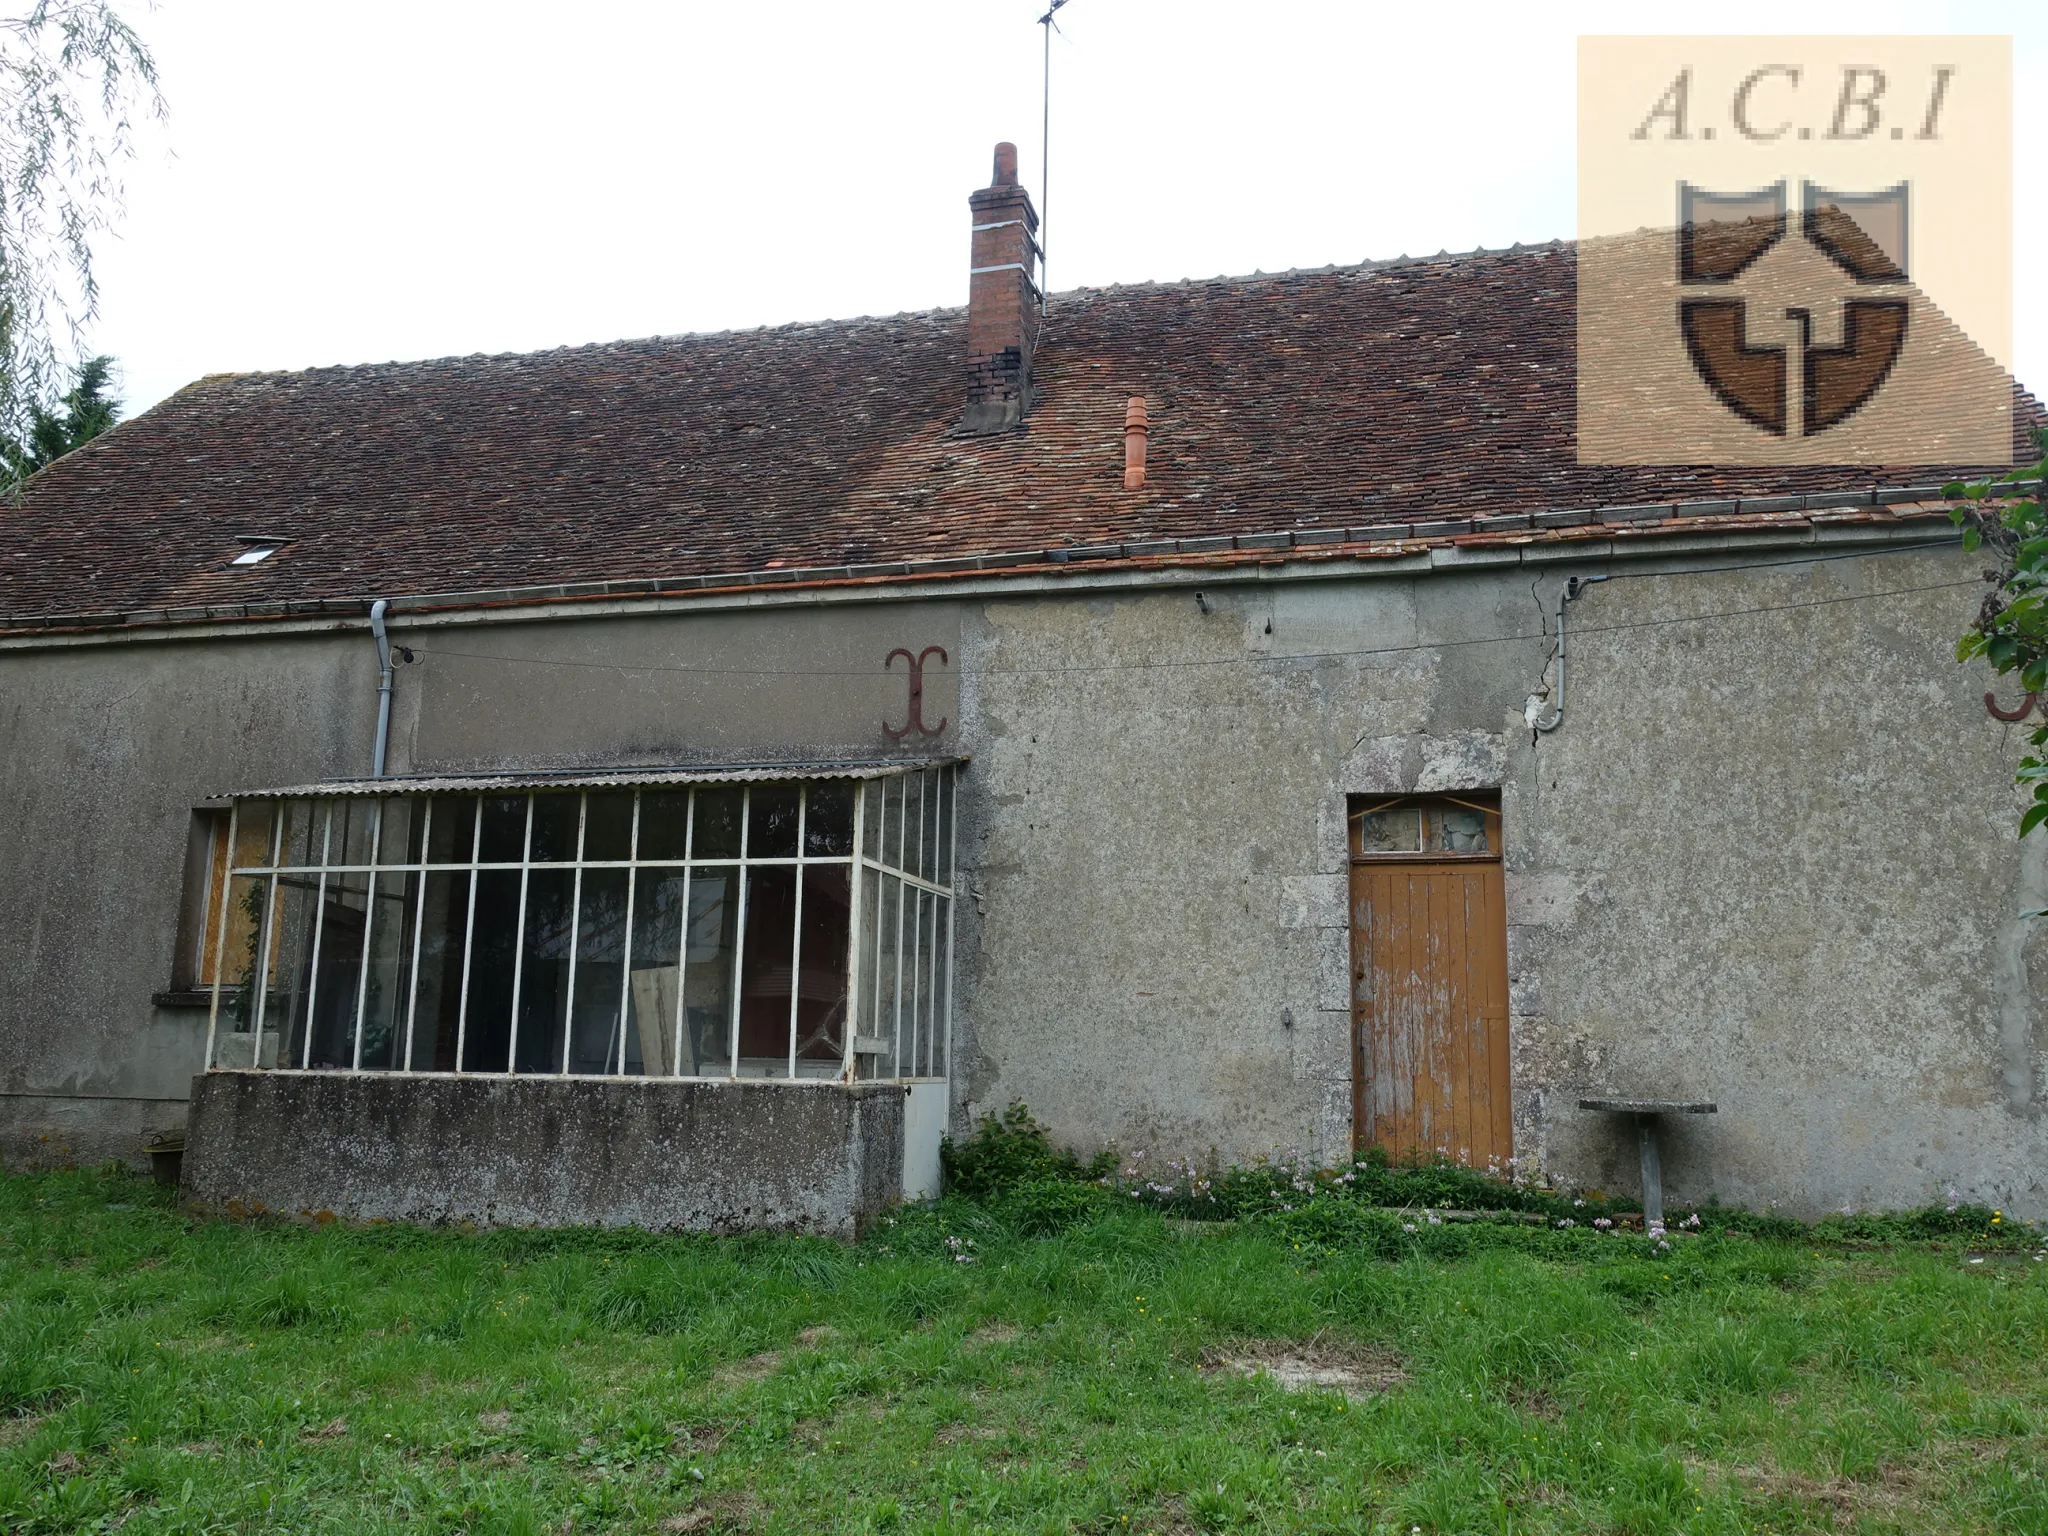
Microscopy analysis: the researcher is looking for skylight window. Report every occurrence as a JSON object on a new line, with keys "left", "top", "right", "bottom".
{"left": 228, "top": 539, "right": 286, "bottom": 567}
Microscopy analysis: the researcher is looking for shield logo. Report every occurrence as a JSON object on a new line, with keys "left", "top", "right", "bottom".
{"left": 1676, "top": 180, "right": 1910, "bottom": 437}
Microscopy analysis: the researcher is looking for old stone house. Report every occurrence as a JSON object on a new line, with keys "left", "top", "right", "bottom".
{"left": 1, "top": 146, "right": 2040, "bottom": 1231}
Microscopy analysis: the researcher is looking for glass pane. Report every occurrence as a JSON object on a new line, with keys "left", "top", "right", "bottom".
{"left": 409, "top": 870, "right": 470, "bottom": 1070}
{"left": 796, "top": 866, "right": 851, "bottom": 1068}
{"left": 377, "top": 799, "right": 423, "bottom": 866}
{"left": 878, "top": 778, "right": 906, "bottom": 872}
{"left": 917, "top": 772, "right": 938, "bottom": 884}
{"left": 514, "top": 869, "right": 574, "bottom": 1072}
{"left": 931, "top": 895, "right": 951, "bottom": 1078}
{"left": 278, "top": 799, "right": 322, "bottom": 868}
{"left": 212, "top": 859, "right": 266, "bottom": 992}
{"left": 530, "top": 794, "right": 581, "bottom": 863}
{"left": 479, "top": 795, "right": 528, "bottom": 863}
{"left": 583, "top": 793, "right": 633, "bottom": 862}
{"left": 683, "top": 868, "right": 739, "bottom": 1074}
{"left": 358, "top": 871, "right": 418, "bottom": 1070}
{"left": 268, "top": 873, "right": 323, "bottom": 1070}
{"left": 804, "top": 783, "right": 854, "bottom": 857}
{"left": 861, "top": 781, "right": 883, "bottom": 863}
{"left": 307, "top": 872, "right": 371, "bottom": 1067}
{"left": 427, "top": 796, "right": 476, "bottom": 864}
{"left": 926, "top": 892, "right": 944, "bottom": 1075}
{"left": 692, "top": 787, "right": 742, "bottom": 859}
{"left": 638, "top": 791, "right": 690, "bottom": 861}
{"left": 197, "top": 816, "right": 232, "bottom": 986}
{"left": 1354, "top": 806, "right": 1421, "bottom": 853}
{"left": 1427, "top": 805, "right": 1491, "bottom": 854}
{"left": 749, "top": 786, "right": 800, "bottom": 860}
{"left": 901, "top": 775, "right": 920, "bottom": 882}
{"left": 909, "top": 888, "right": 932, "bottom": 1076}
{"left": 934, "top": 772, "right": 954, "bottom": 887}
{"left": 330, "top": 799, "right": 377, "bottom": 867}
{"left": 854, "top": 866, "right": 891, "bottom": 1079}
{"left": 210, "top": 875, "right": 270, "bottom": 1068}
{"left": 231, "top": 801, "right": 275, "bottom": 868}
{"left": 895, "top": 775, "right": 917, "bottom": 877}
{"left": 567, "top": 869, "right": 629, "bottom": 1074}
{"left": 625, "top": 867, "right": 687, "bottom": 1075}
{"left": 463, "top": 869, "right": 523, "bottom": 1071}
{"left": 903, "top": 887, "right": 926, "bottom": 1074}
{"left": 876, "top": 873, "right": 905, "bottom": 1076}
{"left": 737, "top": 867, "right": 798, "bottom": 1073}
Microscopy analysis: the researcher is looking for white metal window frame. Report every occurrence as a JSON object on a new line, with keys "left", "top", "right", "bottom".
{"left": 203, "top": 764, "right": 957, "bottom": 1086}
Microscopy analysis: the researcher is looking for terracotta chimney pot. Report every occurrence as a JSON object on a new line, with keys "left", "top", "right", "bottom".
{"left": 1123, "top": 397, "right": 1149, "bottom": 491}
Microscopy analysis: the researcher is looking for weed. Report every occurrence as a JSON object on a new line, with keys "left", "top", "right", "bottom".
{"left": 939, "top": 1102, "right": 1115, "bottom": 1200}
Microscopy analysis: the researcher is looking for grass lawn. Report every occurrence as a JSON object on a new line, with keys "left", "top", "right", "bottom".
{"left": 4, "top": 1166, "right": 2048, "bottom": 1535}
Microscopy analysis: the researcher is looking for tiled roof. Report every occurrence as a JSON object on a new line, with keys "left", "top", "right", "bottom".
{"left": 0, "top": 243, "right": 2035, "bottom": 628}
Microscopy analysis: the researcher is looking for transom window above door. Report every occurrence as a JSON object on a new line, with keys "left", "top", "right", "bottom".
{"left": 1349, "top": 793, "right": 1501, "bottom": 858}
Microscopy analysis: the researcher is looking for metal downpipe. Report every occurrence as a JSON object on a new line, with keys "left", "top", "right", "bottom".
{"left": 1532, "top": 574, "right": 1608, "bottom": 734}
{"left": 369, "top": 599, "right": 394, "bottom": 778}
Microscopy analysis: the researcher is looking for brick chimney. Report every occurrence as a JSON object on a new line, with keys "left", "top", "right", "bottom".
{"left": 963, "top": 142, "right": 1041, "bottom": 434}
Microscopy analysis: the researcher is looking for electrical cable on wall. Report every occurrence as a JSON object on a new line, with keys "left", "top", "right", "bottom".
{"left": 400, "top": 541, "right": 1977, "bottom": 681}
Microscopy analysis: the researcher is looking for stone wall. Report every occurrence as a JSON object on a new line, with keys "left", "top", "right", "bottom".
{"left": 183, "top": 1073, "right": 906, "bottom": 1237}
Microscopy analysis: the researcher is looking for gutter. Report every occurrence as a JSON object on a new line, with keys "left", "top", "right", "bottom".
{"left": 0, "top": 493, "right": 1993, "bottom": 651}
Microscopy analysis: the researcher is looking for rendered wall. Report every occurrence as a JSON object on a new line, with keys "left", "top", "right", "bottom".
{"left": 951, "top": 562, "right": 1547, "bottom": 1169}
{"left": 1500, "top": 548, "right": 2048, "bottom": 1216}
{"left": 184, "top": 1073, "right": 906, "bottom": 1236}
{"left": 0, "top": 631, "right": 377, "bottom": 1167}
{"left": 949, "top": 541, "right": 2048, "bottom": 1217}
{"left": 6, "top": 539, "right": 2044, "bottom": 1220}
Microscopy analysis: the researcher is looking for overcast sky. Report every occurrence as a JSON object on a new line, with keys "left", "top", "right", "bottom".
{"left": 92, "top": 1, "right": 2044, "bottom": 419}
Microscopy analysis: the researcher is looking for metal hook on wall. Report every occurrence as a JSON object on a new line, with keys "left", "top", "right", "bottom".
{"left": 1985, "top": 690, "right": 2040, "bottom": 722}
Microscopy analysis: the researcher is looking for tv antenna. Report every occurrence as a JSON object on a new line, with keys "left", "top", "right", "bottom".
{"left": 1038, "top": 0, "right": 1068, "bottom": 313}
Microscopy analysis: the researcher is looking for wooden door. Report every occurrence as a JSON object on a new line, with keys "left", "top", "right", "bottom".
{"left": 1350, "top": 798, "right": 1511, "bottom": 1167}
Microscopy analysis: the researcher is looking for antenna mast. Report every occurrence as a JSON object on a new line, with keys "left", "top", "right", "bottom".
{"left": 1038, "top": 0, "right": 1067, "bottom": 314}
